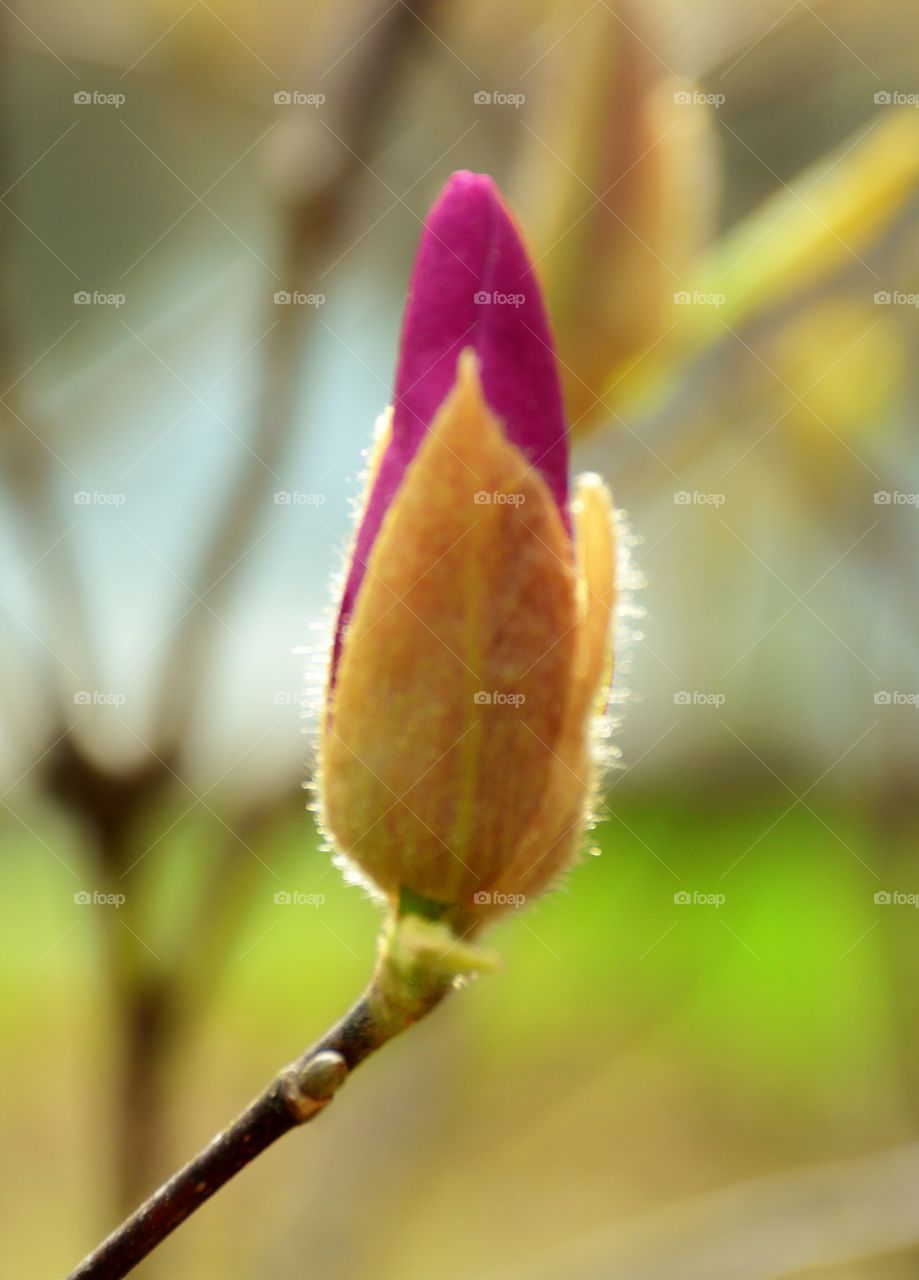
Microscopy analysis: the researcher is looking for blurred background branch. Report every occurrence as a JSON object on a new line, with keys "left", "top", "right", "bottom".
{"left": 1, "top": 0, "right": 438, "bottom": 1222}
{"left": 486, "top": 1142, "right": 919, "bottom": 1280}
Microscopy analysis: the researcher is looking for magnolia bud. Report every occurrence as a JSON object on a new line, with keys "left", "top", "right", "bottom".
{"left": 318, "top": 173, "right": 616, "bottom": 928}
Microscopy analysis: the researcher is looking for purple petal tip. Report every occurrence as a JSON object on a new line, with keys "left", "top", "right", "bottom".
{"left": 332, "top": 171, "right": 569, "bottom": 677}
{"left": 393, "top": 171, "right": 568, "bottom": 509}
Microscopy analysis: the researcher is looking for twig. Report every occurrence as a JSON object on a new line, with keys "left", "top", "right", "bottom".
{"left": 65, "top": 953, "right": 453, "bottom": 1280}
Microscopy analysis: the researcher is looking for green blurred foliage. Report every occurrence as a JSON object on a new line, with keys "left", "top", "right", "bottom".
{"left": 4, "top": 796, "right": 919, "bottom": 1277}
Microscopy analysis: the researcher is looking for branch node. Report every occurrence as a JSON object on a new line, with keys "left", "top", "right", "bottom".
{"left": 280, "top": 1050, "right": 349, "bottom": 1122}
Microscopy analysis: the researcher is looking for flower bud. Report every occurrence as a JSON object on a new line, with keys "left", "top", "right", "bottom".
{"left": 318, "top": 172, "right": 616, "bottom": 927}
{"left": 515, "top": 0, "right": 717, "bottom": 429}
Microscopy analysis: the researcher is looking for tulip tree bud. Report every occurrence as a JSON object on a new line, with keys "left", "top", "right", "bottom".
{"left": 318, "top": 172, "right": 617, "bottom": 930}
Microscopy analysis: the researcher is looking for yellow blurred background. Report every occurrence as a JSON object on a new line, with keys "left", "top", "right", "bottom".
{"left": 2, "top": 1, "right": 919, "bottom": 1277}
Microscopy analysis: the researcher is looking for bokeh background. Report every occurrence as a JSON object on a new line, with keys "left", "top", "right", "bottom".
{"left": 3, "top": 1, "right": 919, "bottom": 1276}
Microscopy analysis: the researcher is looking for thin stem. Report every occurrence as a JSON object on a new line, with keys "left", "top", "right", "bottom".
{"left": 65, "top": 965, "right": 452, "bottom": 1280}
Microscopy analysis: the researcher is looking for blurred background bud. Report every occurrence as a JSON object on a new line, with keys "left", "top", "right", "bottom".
{"left": 515, "top": 0, "right": 718, "bottom": 431}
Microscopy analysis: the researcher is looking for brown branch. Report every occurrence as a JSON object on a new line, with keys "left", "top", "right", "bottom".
{"left": 65, "top": 954, "right": 453, "bottom": 1280}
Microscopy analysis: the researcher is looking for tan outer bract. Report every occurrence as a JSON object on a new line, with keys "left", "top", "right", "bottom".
{"left": 485, "top": 473, "right": 616, "bottom": 911}
{"left": 319, "top": 352, "right": 615, "bottom": 920}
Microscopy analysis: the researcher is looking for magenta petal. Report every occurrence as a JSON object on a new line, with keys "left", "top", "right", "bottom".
{"left": 332, "top": 171, "right": 569, "bottom": 677}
